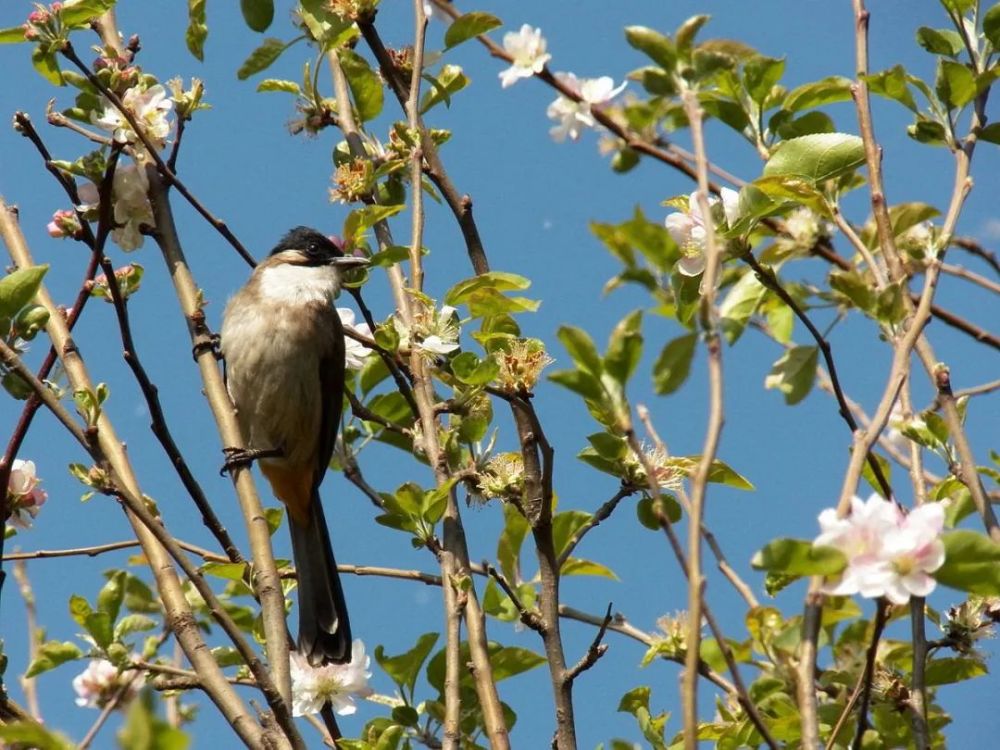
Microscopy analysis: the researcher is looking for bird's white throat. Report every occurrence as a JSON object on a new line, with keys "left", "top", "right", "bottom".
{"left": 257, "top": 264, "right": 341, "bottom": 304}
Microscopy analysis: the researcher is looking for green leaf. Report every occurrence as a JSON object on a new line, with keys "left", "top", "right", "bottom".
{"left": 625, "top": 26, "right": 677, "bottom": 71}
{"left": 830, "top": 269, "right": 876, "bottom": 313}
{"left": 85, "top": 611, "right": 113, "bottom": 650}
{"left": 908, "top": 116, "right": 949, "bottom": 146}
{"left": 186, "top": 0, "right": 207, "bottom": 60}
{"left": 618, "top": 685, "right": 651, "bottom": 716}
{"left": 31, "top": 47, "right": 62, "bottom": 85}
{"left": 557, "top": 326, "right": 603, "bottom": 375}
{"left": 706, "top": 459, "right": 755, "bottom": 490}
{"left": 343, "top": 204, "right": 405, "bottom": 245}
{"left": 340, "top": 49, "right": 384, "bottom": 122}
{"left": 497, "top": 502, "right": 529, "bottom": 583}
{"left": 783, "top": 76, "right": 853, "bottom": 112}
{"left": 420, "top": 64, "right": 470, "bottom": 113}
{"left": 237, "top": 38, "right": 288, "bottom": 80}
{"left": 553, "top": 510, "right": 593, "bottom": 557}
{"left": 916, "top": 27, "right": 965, "bottom": 57}
{"left": 561, "top": 557, "right": 619, "bottom": 579}
{"left": 976, "top": 121, "right": 1000, "bottom": 143}
{"left": 0, "top": 266, "right": 48, "bottom": 319}
{"left": 985, "top": 4, "right": 1000, "bottom": 48}
{"left": 240, "top": 0, "right": 274, "bottom": 32}
{"left": 114, "top": 614, "right": 157, "bottom": 640}
{"left": 604, "top": 310, "right": 643, "bottom": 386}
{"left": 368, "top": 245, "right": 411, "bottom": 267}
{"left": 763, "top": 133, "right": 865, "bottom": 185}
{"left": 0, "top": 26, "right": 28, "bottom": 44}
{"left": 774, "top": 110, "right": 835, "bottom": 139}
{"left": 98, "top": 570, "right": 127, "bottom": 622}
{"left": 60, "top": 0, "right": 117, "bottom": 28}
{"left": 488, "top": 645, "right": 546, "bottom": 681}
{"left": 652, "top": 333, "right": 697, "bottom": 395}
{"left": 719, "top": 271, "right": 766, "bottom": 344}
{"left": 924, "top": 656, "right": 987, "bottom": 686}
{"left": 860, "top": 452, "right": 892, "bottom": 499}
{"left": 743, "top": 56, "right": 785, "bottom": 105}
{"left": 548, "top": 369, "right": 604, "bottom": 401}
{"left": 764, "top": 345, "right": 818, "bottom": 405}
{"left": 375, "top": 632, "right": 439, "bottom": 695}
{"left": 256, "top": 78, "right": 301, "bottom": 94}
{"left": 444, "top": 12, "right": 502, "bottom": 49}
{"left": 751, "top": 539, "right": 847, "bottom": 576}
{"left": 863, "top": 65, "right": 918, "bottom": 112}
{"left": 25, "top": 641, "right": 84, "bottom": 678}
{"left": 118, "top": 693, "right": 191, "bottom": 750}
{"left": 675, "top": 15, "right": 710, "bottom": 54}
{"left": 587, "top": 431, "right": 628, "bottom": 461}
{"left": 935, "top": 530, "right": 1000, "bottom": 595}
{"left": 936, "top": 59, "right": 977, "bottom": 108}
{"left": 0, "top": 722, "right": 74, "bottom": 750}
{"left": 445, "top": 271, "right": 531, "bottom": 304}
{"left": 636, "top": 494, "right": 682, "bottom": 529}
{"left": 450, "top": 352, "right": 500, "bottom": 386}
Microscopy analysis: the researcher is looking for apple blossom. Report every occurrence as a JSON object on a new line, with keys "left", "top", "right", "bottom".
{"left": 783, "top": 206, "right": 832, "bottom": 250}
{"left": 665, "top": 189, "right": 739, "bottom": 276}
{"left": 46, "top": 209, "right": 82, "bottom": 239}
{"left": 814, "top": 494, "right": 945, "bottom": 604}
{"left": 290, "top": 639, "right": 372, "bottom": 716}
{"left": 338, "top": 308, "right": 373, "bottom": 369}
{"left": 498, "top": 25, "right": 551, "bottom": 89}
{"left": 546, "top": 73, "right": 627, "bottom": 142}
{"left": 6, "top": 459, "right": 48, "bottom": 529}
{"left": 73, "top": 163, "right": 154, "bottom": 251}
{"left": 93, "top": 83, "right": 173, "bottom": 149}
{"left": 72, "top": 658, "right": 142, "bottom": 709}
{"left": 394, "top": 303, "right": 460, "bottom": 356}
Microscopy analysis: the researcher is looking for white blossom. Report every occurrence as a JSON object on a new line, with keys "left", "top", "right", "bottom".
{"left": 72, "top": 659, "right": 141, "bottom": 709}
{"left": 498, "top": 24, "right": 551, "bottom": 88}
{"left": 6, "top": 459, "right": 47, "bottom": 529}
{"left": 290, "top": 639, "right": 372, "bottom": 716}
{"left": 546, "top": 73, "right": 626, "bottom": 142}
{"left": 814, "top": 494, "right": 946, "bottom": 605}
{"left": 338, "top": 308, "right": 373, "bottom": 370}
{"left": 394, "top": 303, "right": 460, "bottom": 356}
{"left": 93, "top": 83, "right": 173, "bottom": 149}
{"left": 664, "top": 189, "right": 739, "bottom": 276}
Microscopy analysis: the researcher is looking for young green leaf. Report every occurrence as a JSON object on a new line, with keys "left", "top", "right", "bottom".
{"left": 604, "top": 310, "right": 643, "bottom": 385}
{"left": 186, "top": 0, "right": 207, "bottom": 60}
{"left": 935, "top": 530, "right": 1000, "bottom": 595}
{"left": 783, "top": 75, "right": 853, "bottom": 111}
{"left": 751, "top": 539, "right": 847, "bottom": 576}
{"left": 625, "top": 26, "right": 677, "bottom": 71}
{"left": 557, "top": 326, "right": 603, "bottom": 375}
{"left": 25, "top": 641, "right": 84, "bottom": 678}
{"left": 340, "top": 49, "right": 384, "bottom": 122}
{"left": 240, "top": 0, "right": 274, "bottom": 32}
{"left": 652, "top": 332, "right": 697, "bottom": 394}
{"left": 0, "top": 265, "right": 48, "bottom": 319}
{"left": 763, "top": 133, "right": 865, "bottom": 184}
{"left": 764, "top": 345, "right": 818, "bottom": 405}
{"left": 374, "top": 632, "right": 439, "bottom": 696}
{"left": 237, "top": 38, "right": 289, "bottom": 80}
{"left": 444, "top": 12, "right": 502, "bottom": 49}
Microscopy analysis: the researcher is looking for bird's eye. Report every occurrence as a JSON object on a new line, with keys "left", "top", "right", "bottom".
{"left": 307, "top": 242, "right": 320, "bottom": 254}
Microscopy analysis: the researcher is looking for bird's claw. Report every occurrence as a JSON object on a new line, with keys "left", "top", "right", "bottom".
{"left": 220, "top": 446, "right": 283, "bottom": 476}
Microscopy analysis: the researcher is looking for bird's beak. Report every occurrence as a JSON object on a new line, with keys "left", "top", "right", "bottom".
{"left": 329, "top": 256, "right": 370, "bottom": 269}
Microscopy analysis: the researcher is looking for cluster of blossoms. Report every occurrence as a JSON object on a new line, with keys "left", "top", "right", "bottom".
{"left": 942, "top": 596, "right": 1000, "bottom": 655}
{"left": 90, "top": 263, "right": 144, "bottom": 302}
{"left": 75, "top": 163, "right": 154, "bottom": 251}
{"left": 624, "top": 444, "right": 684, "bottom": 492}
{"left": 72, "top": 658, "right": 142, "bottom": 709}
{"left": 5, "top": 459, "right": 47, "bottom": 529}
{"left": 494, "top": 24, "right": 627, "bottom": 142}
{"left": 393, "top": 301, "right": 460, "bottom": 356}
{"left": 476, "top": 451, "right": 525, "bottom": 503}
{"left": 813, "top": 494, "right": 946, "bottom": 605}
{"left": 897, "top": 221, "right": 936, "bottom": 259}
{"left": 92, "top": 82, "right": 174, "bottom": 150}
{"left": 329, "top": 158, "right": 375, "bottom": 204}
{"left": 653, "top": 611, "right": 693, "bottom": 659}
{"left": 664, "top": 188, "right": 740, "bottom": 277}
{"left": 782, "top": 206, "right": 833, "bottom": 252}
{"left": 338, "top": 308, "right": 374, "bottom": 369}
{"left": 493, "top": 338, "right": 553, "bottom": 392}
{"left": 21, "top": 3, "right": 62, "bottom": 42}
{"left": 46, "top": 209, "right": 82, "bottom": 239}
{"left": 290, "top": 640, "right": 372, "bottom": 716}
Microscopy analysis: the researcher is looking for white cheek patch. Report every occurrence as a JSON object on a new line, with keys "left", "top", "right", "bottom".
{"left": 258, "top": 264, "right": 340, "bottom": 304}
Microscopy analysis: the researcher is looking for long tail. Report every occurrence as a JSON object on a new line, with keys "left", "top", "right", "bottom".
{"left": 288, "top": 490, "right": 352, "bottom": 665}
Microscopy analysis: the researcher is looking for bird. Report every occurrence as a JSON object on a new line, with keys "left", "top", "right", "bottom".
{"left": 220, "top": 226, "right": 368, "bottom": 665}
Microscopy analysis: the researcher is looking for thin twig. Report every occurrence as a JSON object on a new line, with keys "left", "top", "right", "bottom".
{"left": 11, "top": 562, "right": 41, "bottom": 721}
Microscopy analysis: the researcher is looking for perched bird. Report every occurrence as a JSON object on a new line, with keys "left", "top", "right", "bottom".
{"left": 220, "top": 226, "right": 368, "bottom": 665}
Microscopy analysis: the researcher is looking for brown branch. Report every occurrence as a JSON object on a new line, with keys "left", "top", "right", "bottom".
{"left": 11, "top": 563, "right": 41, "bottom": 721}
{"left": 485, "top": 563, "right": 543, "bottom": 632}
{"left": 851, "top": 601, "right": 890, "bottom": 750}
{"left": 951, "top": 236, "right": 1000, "bottom": 276}
{"left": 555, "top": 485, "right": 635, "bottom": 568}
{"left": 564, "top": 603, "right": 612, "bottom": 683}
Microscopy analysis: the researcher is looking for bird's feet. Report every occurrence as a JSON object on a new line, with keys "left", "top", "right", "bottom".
{"left": 193, "top": 332, "right": 222, "bottom": 362}
{"left": 220, "top": 446, "right": 283, "bottom": 476}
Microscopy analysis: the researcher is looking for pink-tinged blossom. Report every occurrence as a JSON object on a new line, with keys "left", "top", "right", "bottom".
{"left": 92, "top": 83, "right": 173, "bottom": 149}
{"left": 546, "top": 73, "right": 627, "bottom": 142}
{"left": 814, "top": 494, "right": 946, "bottom": 605}
{"left": 290, "top": 639, "right": 373, "bottom": 716}
{"left": 6, "top": 459, "right": 48, "bottom": 529}
{"left": 73, "top": 163, "right": 153, "bottom": 251}
{"left": 665, "top": 189, "right": 739, "bottom": 276}
{"left": 72, "top": 659, "right": 141, "bottom": 709}
{"left": 46, "top": 209, "right": 82, "bottom": 239}
{"left": 498, "top": 25, "right": 551, "bottom": 88}
{"left": 338, "top": 308, "right": 373, "bottom": 370}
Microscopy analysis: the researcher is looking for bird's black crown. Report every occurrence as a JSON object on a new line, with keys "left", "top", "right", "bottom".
{"left": 270, "top": 226, "right": 344, "bottom": 263}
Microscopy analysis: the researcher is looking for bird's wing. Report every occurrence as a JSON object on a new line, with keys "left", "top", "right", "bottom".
{"left": 313, "top": 305, "right": 347, "bottom": 492}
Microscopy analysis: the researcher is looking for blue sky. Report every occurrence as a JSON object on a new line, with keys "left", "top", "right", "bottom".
{"left": 1, "top": 0, "right": 998, "bottom": 746}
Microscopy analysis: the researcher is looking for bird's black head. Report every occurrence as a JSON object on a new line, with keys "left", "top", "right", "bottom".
{"left": 270, "top": 226, "right": 344, "bottom": 266}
